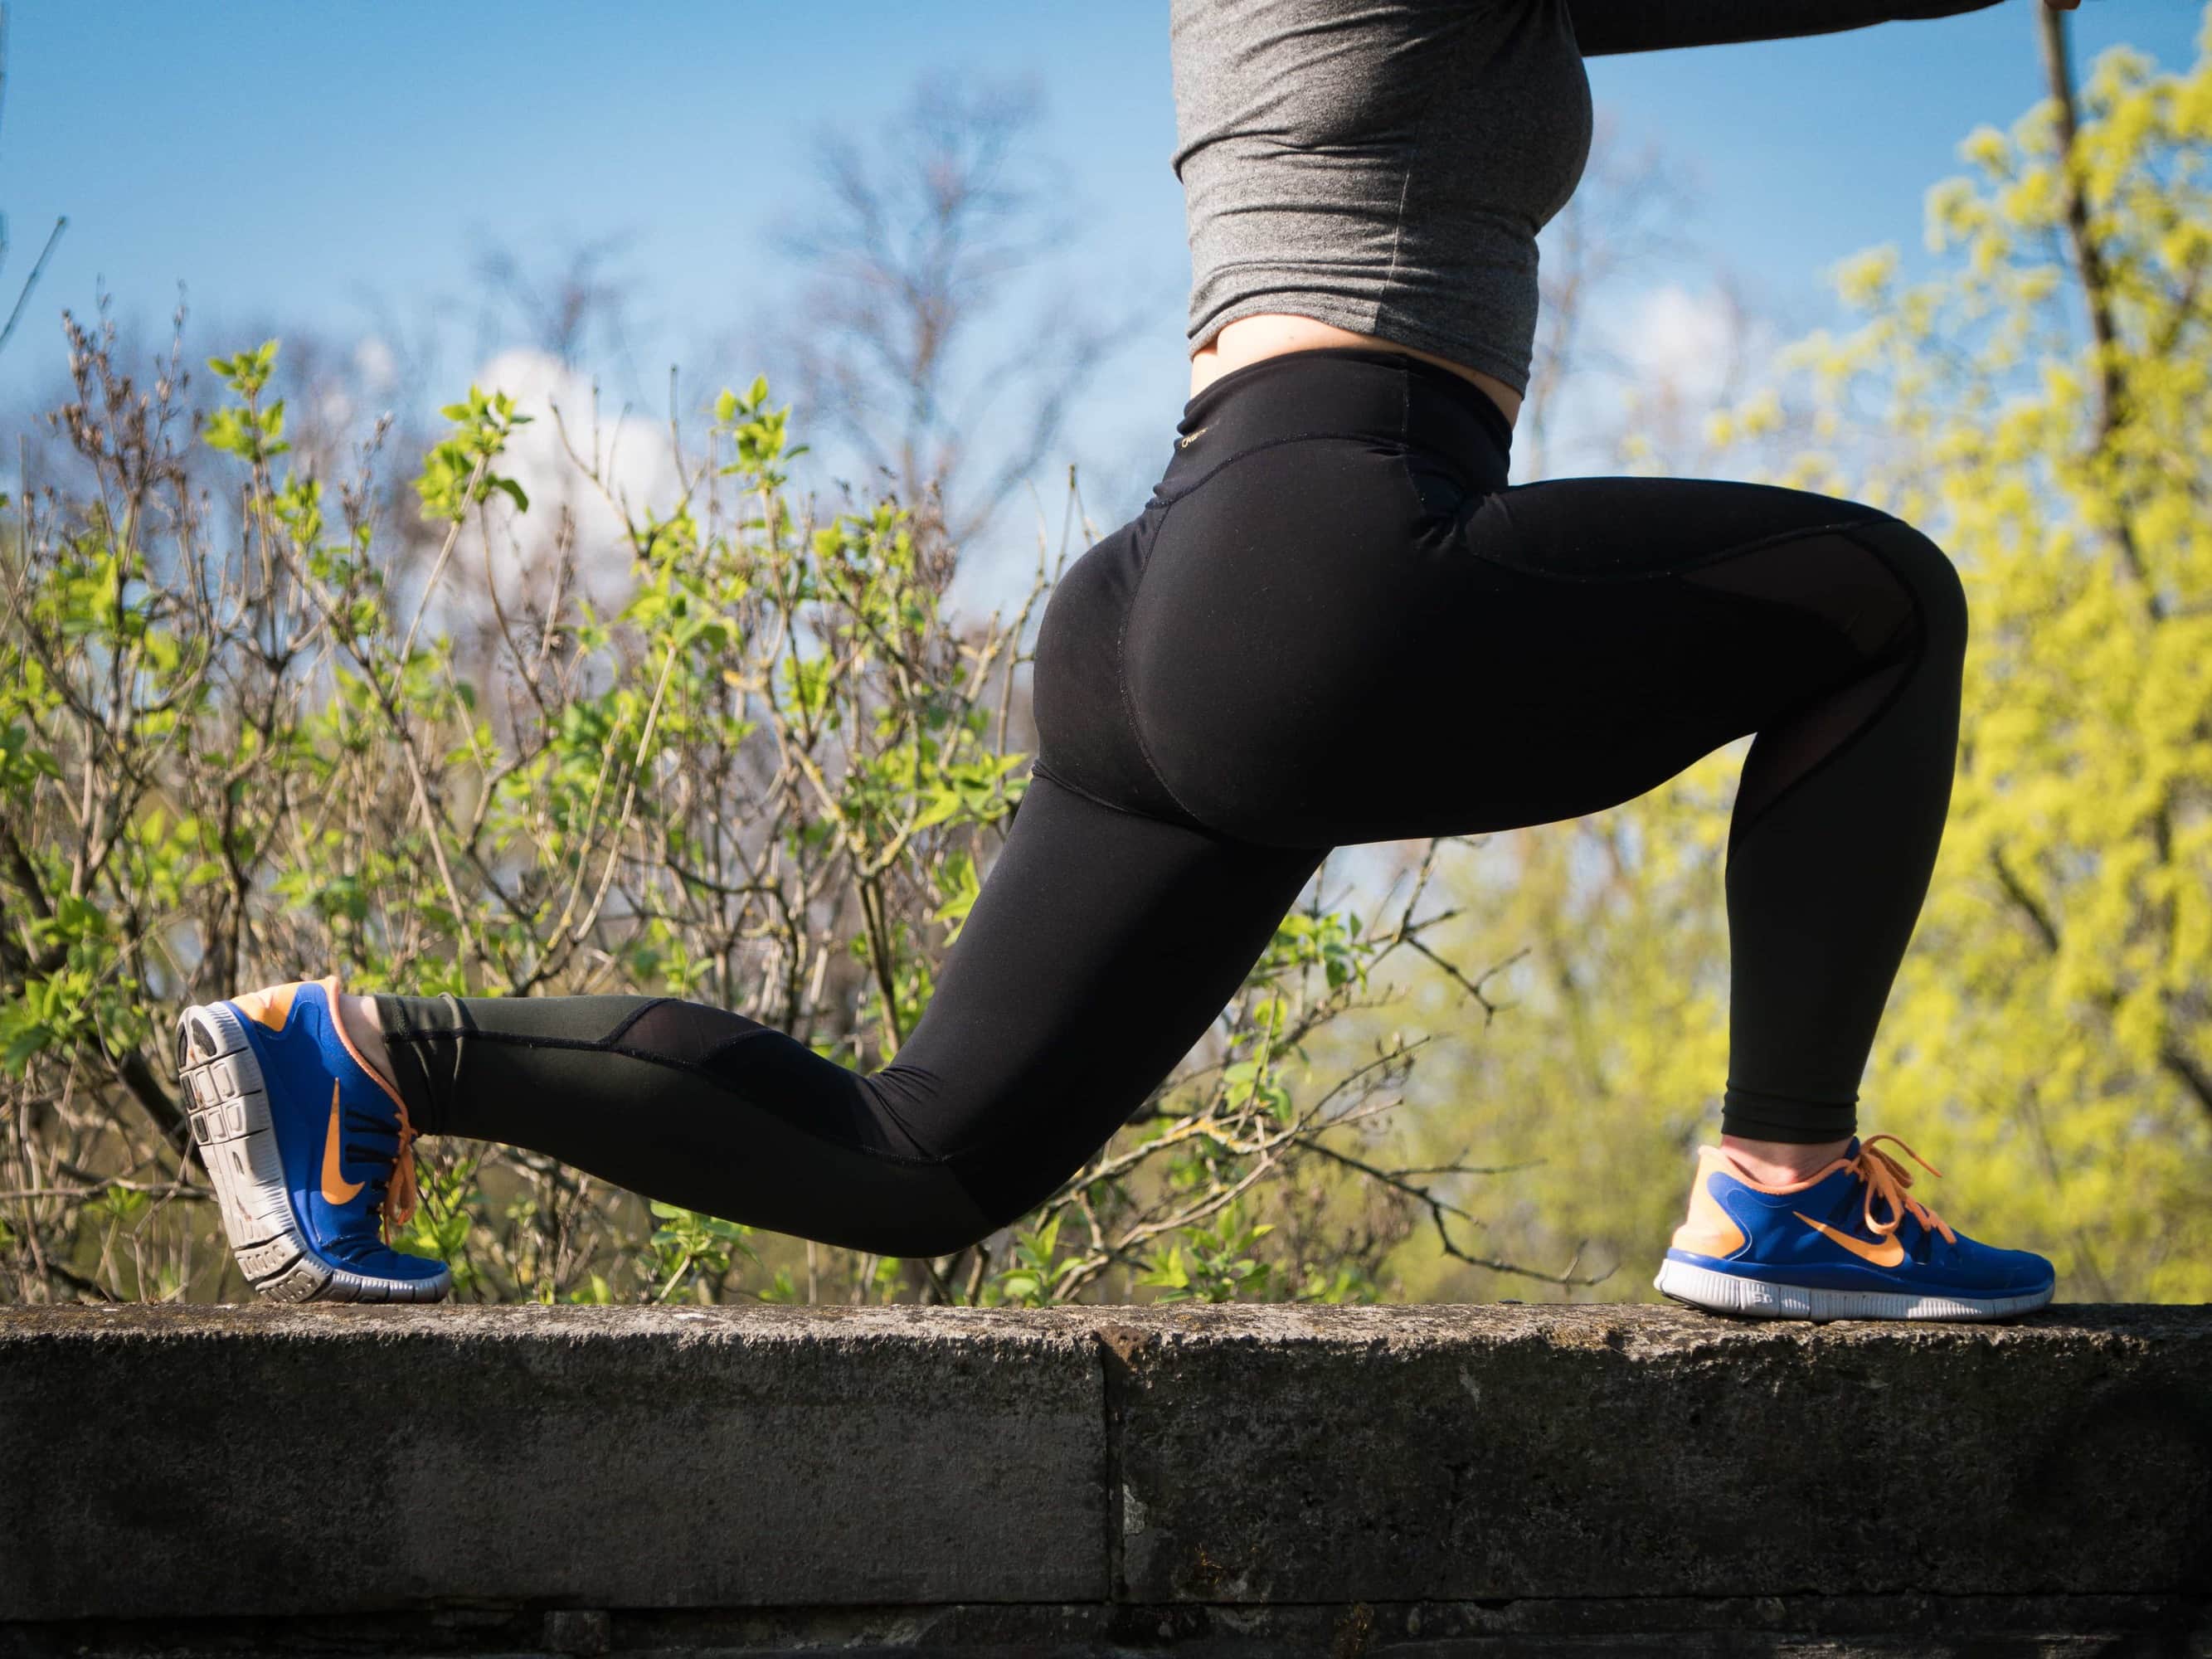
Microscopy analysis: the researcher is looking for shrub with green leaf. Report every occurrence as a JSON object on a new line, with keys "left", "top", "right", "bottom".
{"left": 0, "top": 307, "right": 1538, "bottom": 1307}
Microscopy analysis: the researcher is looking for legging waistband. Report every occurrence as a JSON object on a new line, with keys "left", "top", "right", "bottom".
{"left": 1156, "top": 345, "right": 1514, "bottom": 503}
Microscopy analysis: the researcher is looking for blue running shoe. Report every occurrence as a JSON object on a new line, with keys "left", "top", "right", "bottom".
{"left": 1652, "top": 1133, "right": 2054, "bottom": 1321}
{"left": 175, "top": 975, "right": 450, "bottom": 1303}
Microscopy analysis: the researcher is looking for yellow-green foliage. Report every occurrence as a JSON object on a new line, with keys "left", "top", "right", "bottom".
{"left": 1390, "top": 17, "right": 2212, "bottom": 1303}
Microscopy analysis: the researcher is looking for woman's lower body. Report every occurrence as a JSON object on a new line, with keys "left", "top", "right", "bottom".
{"left": 362, "top": 345, "right": 1966, "bottom": 1256}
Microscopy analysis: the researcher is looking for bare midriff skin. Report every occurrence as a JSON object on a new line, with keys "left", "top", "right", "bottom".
{"left": 1189, "top": 313, "right": 1524, "bottom": 431}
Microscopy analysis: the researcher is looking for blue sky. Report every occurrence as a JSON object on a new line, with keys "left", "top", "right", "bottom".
{"left": 3, "top": 1, "right": 2201, "bottom": 597}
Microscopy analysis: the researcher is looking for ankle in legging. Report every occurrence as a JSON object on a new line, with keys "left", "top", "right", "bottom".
{"left": 374, "top": 346, "right": 1968, "bottom": 1259}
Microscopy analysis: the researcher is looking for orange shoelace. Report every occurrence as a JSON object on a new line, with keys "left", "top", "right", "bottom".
{"left": 319, "top": 970, "right": 422, "bottom": 1248}
{"left": 1849, "top": 1132, "right": 1957, "bottom": 1245}
{"left": 381, "top": 1107, "right": 421, "bottom": 1247}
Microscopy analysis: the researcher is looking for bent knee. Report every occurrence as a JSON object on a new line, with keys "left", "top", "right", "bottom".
{"left": 873, "top": 1218, "right": 997, "bottom": 1259}
{"left": 1853, "top": 516, "right": 1969, "bottom": 659}
{"left": 865, "top": 1155, "right": 1053, "bottom": 1258}
{"left": 834, "top": 1160, "right": 1003, "bottom": 1259}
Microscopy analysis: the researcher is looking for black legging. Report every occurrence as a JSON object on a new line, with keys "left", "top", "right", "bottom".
{"left": 376, "top": 347, "right": 1967, "bottom": 1258}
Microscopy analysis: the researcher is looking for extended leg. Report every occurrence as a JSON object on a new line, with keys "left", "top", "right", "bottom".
{"left": 373, "top": 774, "right": 1327, "bottom": 1258}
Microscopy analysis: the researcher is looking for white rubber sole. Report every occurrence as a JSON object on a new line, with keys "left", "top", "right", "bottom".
{"left": 1654, "top": 1257, "right": 2052, "bottom": 1322}
{"left": 177, "top": 1000, "right": 451, "bottom": 1304}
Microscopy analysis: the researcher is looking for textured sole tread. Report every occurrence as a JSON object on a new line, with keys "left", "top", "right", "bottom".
{"left": 1653, "top": 1256, "right": 2052, "bottom": 1323}
{"left": 175, "top": 1001, "right": 450, "bottom": 1305}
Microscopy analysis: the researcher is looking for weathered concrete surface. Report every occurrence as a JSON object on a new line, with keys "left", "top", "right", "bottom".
{"left": 1, "top": 1594, "right": 2208, "bottom": 1657}
{"left": 0, "top": 1303, "right": 1106, "bottom": 1619}
{"left": 1099, "top": 1302, "right": 2212, "bottom": 1605}
{"left": 2, "top": 1301, "right": 2208, "bottom": 1651}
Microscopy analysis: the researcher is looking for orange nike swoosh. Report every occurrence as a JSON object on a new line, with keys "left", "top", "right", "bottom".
{"left": 1795, "top": 1210, "right": 1903, "bottom": 1267}
{"left": 322, "top": 1082, "right": 365, "bottom": 1204}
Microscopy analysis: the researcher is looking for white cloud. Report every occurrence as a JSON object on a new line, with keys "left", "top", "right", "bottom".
{"left": 459, "top": 348, "right": 685, "bottom": 619}
{"left": 1615, "top": 282, "right": 1738, "bottom": 405}
{"left": 314, "top": 384, "right": 354, "bottom": 435}
{"left": 353, "top": 335, "right": 398, "bottom": 394}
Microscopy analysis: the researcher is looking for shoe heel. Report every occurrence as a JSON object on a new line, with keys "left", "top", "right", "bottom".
{"left": 1655, "top": 1257, "right": 1812, "bottom": 1320}
{"left": 176, "top": 1003, "right": 334, "bottom": 1303}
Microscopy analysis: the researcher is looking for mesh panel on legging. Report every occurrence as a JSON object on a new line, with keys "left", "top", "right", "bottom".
{"left": 372, "top": 347, "right": 1971, "bottom": 1257}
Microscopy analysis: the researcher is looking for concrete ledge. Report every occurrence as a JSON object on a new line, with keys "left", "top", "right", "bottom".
{"left": 2, "top": 1595, "right": 2210, "bottom": 1658}
{"left": 3, "top": 1303, "right": 2209, "bottom": 1651}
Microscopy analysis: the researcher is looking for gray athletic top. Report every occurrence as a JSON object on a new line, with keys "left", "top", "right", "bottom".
{"left": 1170, "top": 0, "right": 2004, "bottom": 396}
